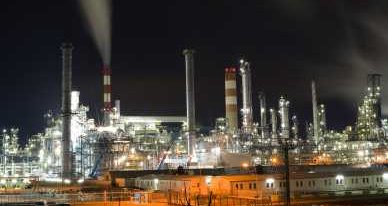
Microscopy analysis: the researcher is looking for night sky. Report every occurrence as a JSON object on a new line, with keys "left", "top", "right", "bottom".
{"left": 1, "top": 1, "right": 388, "bottom": 144}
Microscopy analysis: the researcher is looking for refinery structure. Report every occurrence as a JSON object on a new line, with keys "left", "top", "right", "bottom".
{"left": 1, "top": 43, "right": 388, "bottom": 187}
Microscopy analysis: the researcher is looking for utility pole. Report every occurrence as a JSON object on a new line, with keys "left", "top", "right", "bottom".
{"left": 284, "top": 142, "right": 291, "bottom": 206}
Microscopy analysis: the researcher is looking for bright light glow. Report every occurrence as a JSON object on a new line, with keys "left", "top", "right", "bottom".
{"left": 39, "top": 149, "right": 44, "bottom": 160}
{"left": 153, "top": 178, "right": 159, "bottom": 190}
{"left": 0, "top": 179, "right": 5, "bottom": 184}
{"left": 11, "top": 179, "right": 17, "bottom": 184}
{"left": 266, "top": 178, "right": 275, "bottom": 184}
{"left": 47, "top": 156, "right": 52, "bottom": 164}
{"left": 242, "top": 162, "right": 249, "bottom": 168}
{"left": 44, "top": 177, "right": 62, "bottom": 183}
{"left": 205, "top": 176, "right": 212, "bottom": 185}
{"left": 77, "top": 179, "right": 84, "bottom": 184}
{"left": 336, "top": 174, "right": 344, "bottom": 180}
{"left": 117, "top": 155, "right": 127, "bottom": 164}
{"left": 54, "top": 146, "right": 61, "bottom": 156}
{"left": 211, "top": 147, "right": 220, "bottom": 155}
{"left": 357, "top": 150, "right": 364, "bottom": 157}
{"left": 64, "top": 179, "right": 71, "bottom": 184}
{"left": 97, "top": 126, "right": 117, "bottom": 133}
{"left": 53, "top": 130, "right": 62, "bottom": 137}
{"left": 383, "top": 173, "right": 388, "bottom": 179}
{"left": 71, "top": 91, "right": 80, "bottom": 111}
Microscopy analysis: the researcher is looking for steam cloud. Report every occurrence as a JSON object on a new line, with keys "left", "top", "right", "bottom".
{"left": 78, "top": 0, "right": 112, "bottom": 65}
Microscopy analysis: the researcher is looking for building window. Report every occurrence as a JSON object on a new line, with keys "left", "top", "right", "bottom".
{"left": 266, "top": 183, "right": 273, "bottom": 188}
{"left": 324, "top": 179, "right": 327, "bottom": 186}
{"left": 336, "top": 175, "right": 344, "bottom": 185}
{"left": 300, "top": 181, "right": 303, "bottom": 187}
{"left": 308, "top": 181, "right": 311, "bottom": 187}
{"left": 351, "top": 179, "right": 354, "bottom": 184}
{"left": 240, "top": 183, "right": 243, "bottom": 189}
{"left": 249, "top": 183, "right": 252, "bottom": 189}
{"left": 312, "top": 180, "right": 315, "bottom": 187}
{"left": 296, "top": 181, "right": 299, "bottom": 187}
{"left": 235, "top": 184, "right": 238, "bottom": 189}
{"left": 355, "top": 179, "right": 358, "bottom": 184}
{"left": 253, "top": 183, "right": 257, "bottom": 189}
{"left": 366, "top": 178, "right": 369, "bottom": 184}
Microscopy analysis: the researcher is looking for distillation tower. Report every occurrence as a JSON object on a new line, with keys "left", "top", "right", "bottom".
{"left": 239, "top": 60, "right": 253, "bottom": 133}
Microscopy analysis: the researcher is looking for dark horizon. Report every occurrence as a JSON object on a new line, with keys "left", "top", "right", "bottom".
{"left": 1, "top": 0, "right": 388, "bottom": 144}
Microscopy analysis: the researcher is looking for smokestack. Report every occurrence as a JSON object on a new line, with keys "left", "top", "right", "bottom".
{"left": 239, "top": 59, "right": 253, "bottom": 132}
{"left": 102, "top": 64, "right": 112, "bottom": 125}
{"left": 225, "top": 68, "right": 238, "bottom": 131}
{"left": 259, "top": 92, "right": 267, "bottom": 127}
{"left": 183, "top": 49, "right": 196, "bottom": 157}
{"left": 279, "top": 96, "right": 290, "bottom": 139}
{"left": 311, "top": 80, "right": 319, "bottom": 145}
{"left": 61, "top": 43, "right": 73, "bottom": 180}
{"left": 270, "top": 108, "right": 277, "bottom": 139}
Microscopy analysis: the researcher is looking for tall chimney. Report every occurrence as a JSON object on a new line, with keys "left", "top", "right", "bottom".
{"left": 61, "top": 43, "right": 73, "bottom": 180}
{"left": 239, "top": 59, "right": 253, "bottom": 133}
{"left": 259, "top": 91, "right": 268, "bottom": 139}
{"left": 259, "top": 92, "right": 267, "bottom": 128}
{"left": 279, "top": 96, "right": 290, "bottom": 139}
{"left": 270, "top": 108, "right": 277, "bottom": 139}
{"left": 102, "top": 64, "right": 112, "bottom": 125}
{"left": 311, "top": 80, "right": 319, "bottom": 145}
{"left": 225, "top": 68, "right": 238, "bottom": 131}
{"left": 183, "top": 49, "right": 196, "bottom": 157}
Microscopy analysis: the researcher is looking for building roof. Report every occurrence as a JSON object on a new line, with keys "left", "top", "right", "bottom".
{"left": 121, "top": 116, "right": 186, "bottom": 123}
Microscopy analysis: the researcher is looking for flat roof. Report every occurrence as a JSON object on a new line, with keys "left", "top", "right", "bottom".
{"left": 121, "top": 116, "right": 186, "bottom": 123}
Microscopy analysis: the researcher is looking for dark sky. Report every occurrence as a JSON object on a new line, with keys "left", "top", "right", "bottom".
{"left": 1, "top": 0, "right": 388, "bottom": 144}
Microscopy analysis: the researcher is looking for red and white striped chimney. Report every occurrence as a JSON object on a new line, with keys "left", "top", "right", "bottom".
{"left": 225, "top": 67, "right": 238, "bottom": 131}
{"left": 102, "top": 64, "right": 112, "bottom": 110}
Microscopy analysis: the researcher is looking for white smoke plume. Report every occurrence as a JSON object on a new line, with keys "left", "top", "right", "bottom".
{"left": 78, "top": 0, "right": 112, "bottom": 65}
